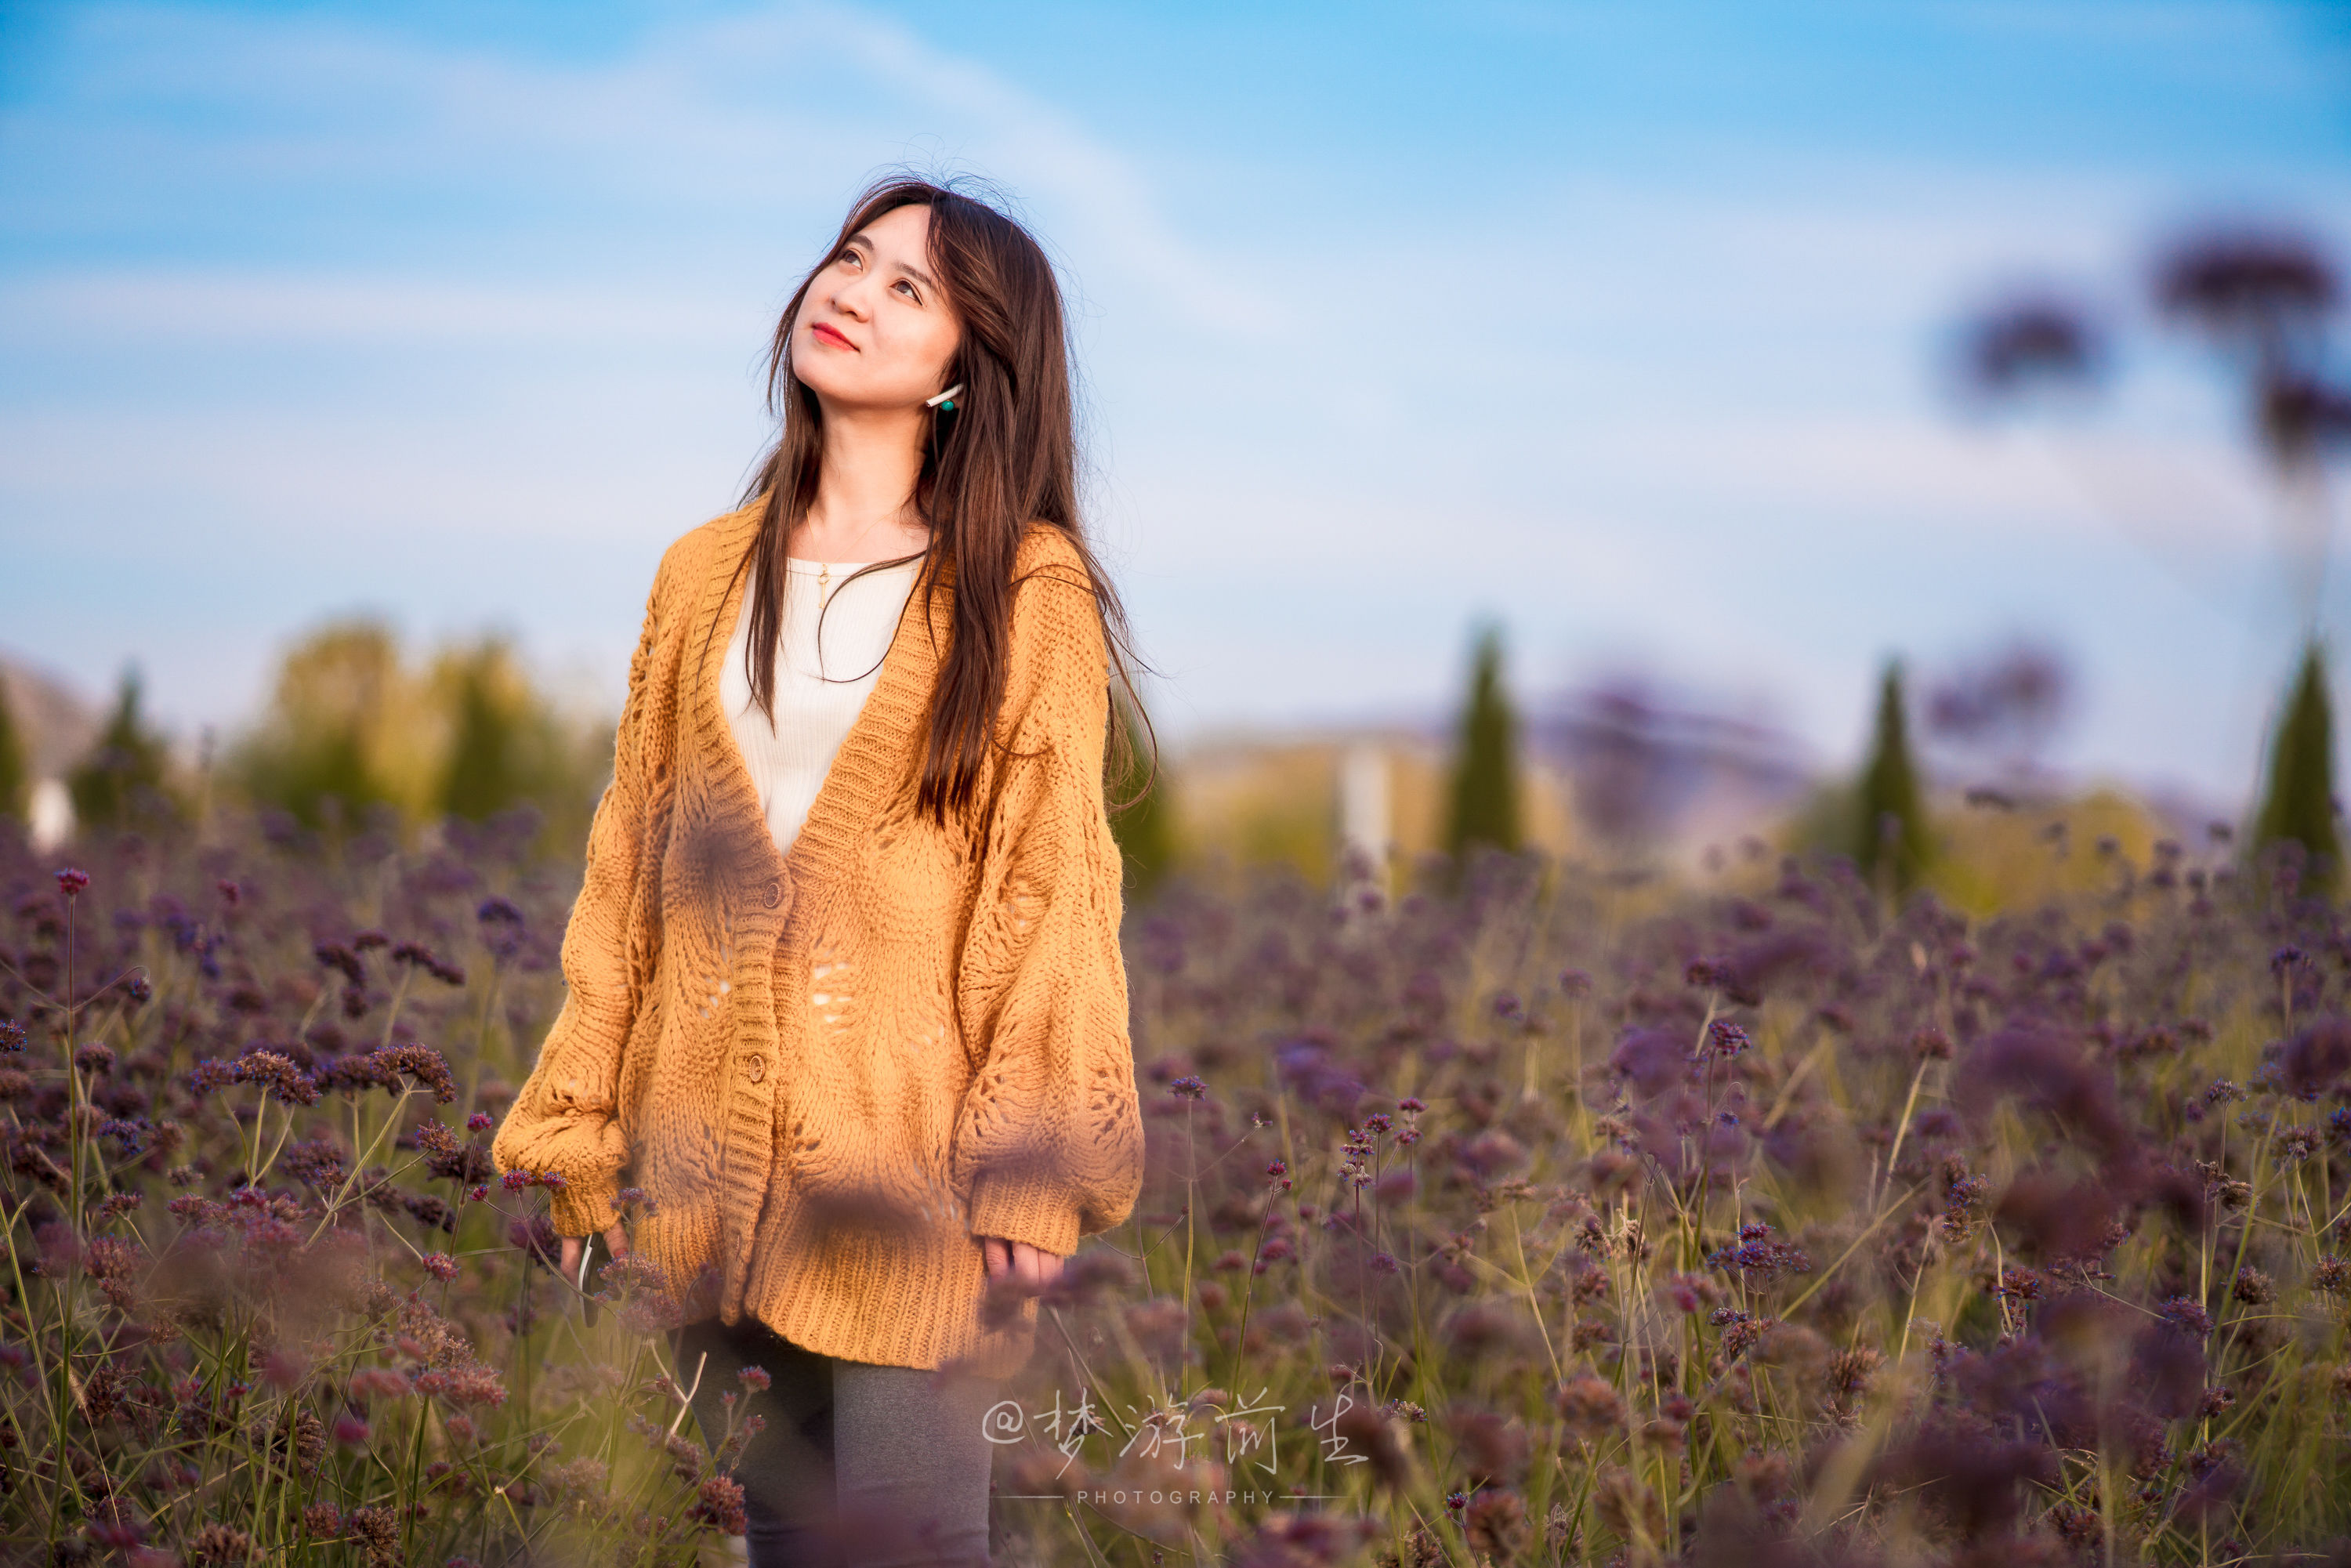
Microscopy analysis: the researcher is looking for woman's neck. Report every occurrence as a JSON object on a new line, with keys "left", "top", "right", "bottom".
{"left": 795, "top": 403, "right": 933, "bottom": 562}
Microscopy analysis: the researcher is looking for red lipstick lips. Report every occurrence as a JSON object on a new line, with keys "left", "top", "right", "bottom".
{"left": 811, "top": 322, "right": 856, "bottom": 350}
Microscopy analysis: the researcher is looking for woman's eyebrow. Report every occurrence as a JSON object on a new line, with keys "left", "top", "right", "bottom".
{"left": 842, "top": 228, "right": 936, "bottom": 290}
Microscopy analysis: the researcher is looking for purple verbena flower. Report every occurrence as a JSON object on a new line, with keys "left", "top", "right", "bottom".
{"left": 2159, "top": 1295, "right": 2215, "bottom": 1338}
{"left": 186, "top": 1059, "right": 237, "bottom": 1095}
{"left": 1706, "top": 1222, "right": 1812, "bottom": 1284}
{"left": 476, "top": 896, "right": 528, "bottom": 960}
{"left": 374, "top": 1043, "right": 459, "bottom": 1103}
{"left": 232, "top": 1050, "right": 321, "bottom": 1106}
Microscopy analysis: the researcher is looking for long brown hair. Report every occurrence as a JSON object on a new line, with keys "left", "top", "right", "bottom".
{"left": 735, "top": 173, "right": 1151, "bottom": 828}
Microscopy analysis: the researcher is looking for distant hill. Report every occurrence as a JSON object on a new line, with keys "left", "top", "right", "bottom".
{"left": 0, "top": 654, "right": 99, "bottom": 781}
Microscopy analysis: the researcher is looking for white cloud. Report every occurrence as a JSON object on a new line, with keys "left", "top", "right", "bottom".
{"left": 8, "top": 2, "right": 1267, "bottom": 329}
{"left": 764, "top": 5, "right": 1284, "bottom": 332}
{"left": 0, "top": 272, "right": 750, "bottom": 347}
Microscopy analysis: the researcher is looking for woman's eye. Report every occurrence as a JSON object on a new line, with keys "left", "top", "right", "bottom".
{"left": 893, "top": 280, "right": 918, "bottom": 300}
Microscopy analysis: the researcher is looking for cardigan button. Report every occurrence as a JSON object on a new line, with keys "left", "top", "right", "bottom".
{"left": 744, "top": 1056, "right": 766, "bottom": 1083}
{"left": 763, "top": 879, "right": 783, "bottom": 909}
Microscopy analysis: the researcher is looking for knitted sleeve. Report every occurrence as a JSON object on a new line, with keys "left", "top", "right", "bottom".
{"left": 491, "top": 545, "right": 675, "bottom": 1237}
{"left": 950, "top": 537, "right": 1147, "bottom": 1258}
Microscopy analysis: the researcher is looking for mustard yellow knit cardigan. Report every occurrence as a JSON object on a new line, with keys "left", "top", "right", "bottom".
{"left": 491, "top": 498, "right": 1147, "bottom": 1375}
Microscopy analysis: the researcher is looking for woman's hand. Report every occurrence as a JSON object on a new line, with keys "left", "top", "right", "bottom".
{"left": 979, "top": 1236, "right": 1065, "bottom": 1294}
{"left": 559, "top": 1222, "right": 632, "bottom": 1290}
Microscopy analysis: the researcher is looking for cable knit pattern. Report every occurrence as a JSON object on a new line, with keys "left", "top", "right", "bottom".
{"left": 491, "top": 498, "right": 1146, "bottom": 1376}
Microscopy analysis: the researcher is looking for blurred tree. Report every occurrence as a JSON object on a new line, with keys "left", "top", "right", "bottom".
{"left": 430, "top": 636, "right": 609, "bottom": 854}
{"left": 1855, "top": 660, "right": 1933, "bottom": 895}
{"left": 1446, "top": 623, "right": 1522, "bottom": 860}
{"left": 1107, "top": 689, "right": 1174, "bottom": 903}
{"left": 231, "top": 618, "right": 607, "bottom": 853}
{"left": 440, "top": 640, "right": 528, "bottom": 822}
{"left": 68, "top": 668, "right": 174, "bottom": 832}
{"left": 0, "top": 671, "right": 25, "bottom": 823}
{"left": 232, "top": 621, "right": 419, "bottom": 829}
{"left": 2250, "top": 638, "right": 2342, "bottom": 900}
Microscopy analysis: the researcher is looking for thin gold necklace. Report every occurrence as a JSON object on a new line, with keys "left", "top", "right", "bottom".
{"left": 801, "top": 516, "right": 922, "bottom": 603}
{"left": 806, "top": 531, "right": 882, "bottom": 605}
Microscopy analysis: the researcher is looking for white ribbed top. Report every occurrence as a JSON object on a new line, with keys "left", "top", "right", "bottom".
{"left": 719, "top": 556, "right": 923, "bottom": 857}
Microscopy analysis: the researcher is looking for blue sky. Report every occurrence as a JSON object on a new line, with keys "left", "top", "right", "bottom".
{"left": 5, "top": 0, "right": 2350, "bottom": 809}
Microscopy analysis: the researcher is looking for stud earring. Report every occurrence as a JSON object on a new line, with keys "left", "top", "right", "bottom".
{"left": 925, "top": 383, "right": 964, "bottom": 412}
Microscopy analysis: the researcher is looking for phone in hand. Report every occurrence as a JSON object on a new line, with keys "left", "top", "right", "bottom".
{"left": 578, "top": 1231, "right": 616, "bottom": 1327}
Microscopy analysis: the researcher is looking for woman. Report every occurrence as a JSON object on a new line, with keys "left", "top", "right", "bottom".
{"left": 491, "top": 175, "right": 1150, "bottom": 1568}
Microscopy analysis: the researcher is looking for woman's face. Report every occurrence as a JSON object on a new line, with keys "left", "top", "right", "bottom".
{"left": 791, "top": 203, "right": 962, "bottom": 415}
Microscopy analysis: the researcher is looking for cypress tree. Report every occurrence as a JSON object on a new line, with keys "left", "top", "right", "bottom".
{"left": 1854, "top": 658, "right": 1933, "bottom": 894}
{"left": 1107, "top": 691, "right": 1174, "bottom": 902}
{"left": 0, "top": 670, "right": 26, "bottom": 823}
{"left": 68, "top": 668, "right": 172, "bottom": 831}
{"left": 2251, "top": 637, "right": 2342, "bottom": 899}
{"left": 1446, "top": 623, "right": 1523, "bottom": 860}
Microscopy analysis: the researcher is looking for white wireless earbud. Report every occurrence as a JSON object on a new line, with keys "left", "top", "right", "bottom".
{"left": 925, "top": 383, "right": 965, "bottom": 410}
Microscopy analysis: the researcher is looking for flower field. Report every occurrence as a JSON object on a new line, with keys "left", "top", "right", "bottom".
{"left": 4, "top": 809, "right": 2349, "bottom": 1566}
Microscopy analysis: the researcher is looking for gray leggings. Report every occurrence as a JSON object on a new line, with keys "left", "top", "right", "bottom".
{"left": 672, "top": 1315, "right": 1002, "bottom": 1568}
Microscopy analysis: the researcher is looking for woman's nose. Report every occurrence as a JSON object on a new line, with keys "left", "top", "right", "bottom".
{"left": 828, "top": 280, "right": 875, "bottom": 320}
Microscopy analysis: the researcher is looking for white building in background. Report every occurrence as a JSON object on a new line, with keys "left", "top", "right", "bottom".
{"left": 1, "top": 657, "right": 97, "bottom": 853}
{"left": 28, "top": 780, "right": 73, "bottom": 854}
{"left": 1338, "top": 741, "right": 1392, "bottom": 890}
